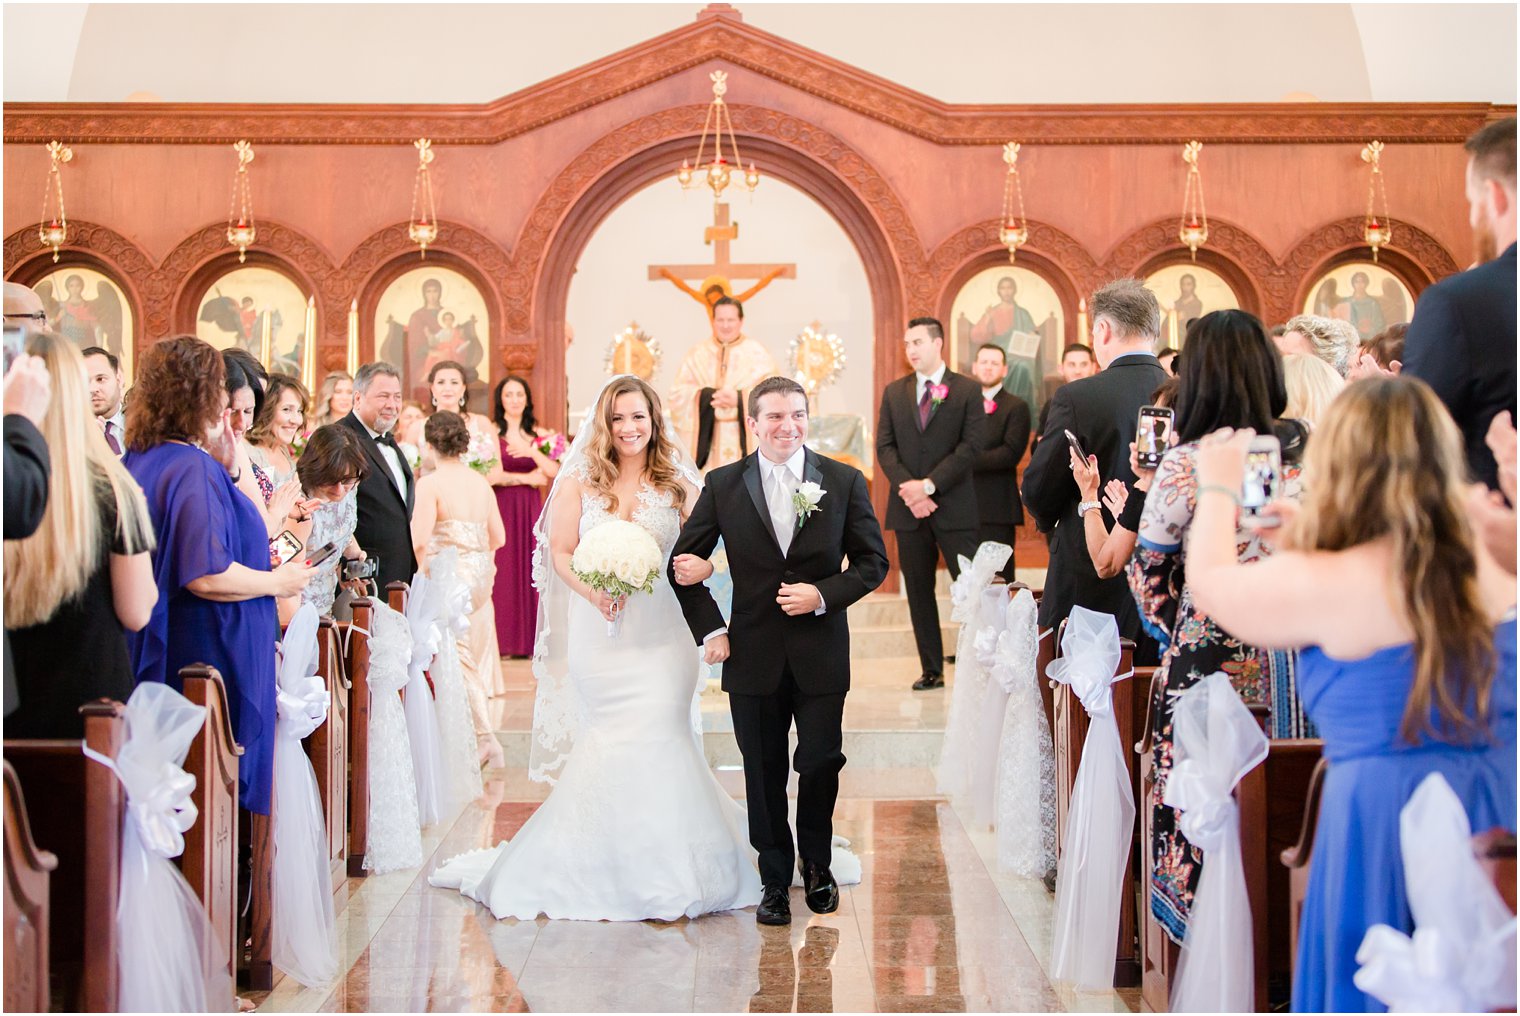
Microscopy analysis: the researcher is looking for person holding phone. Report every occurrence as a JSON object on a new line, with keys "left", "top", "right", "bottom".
{"left": 273, "top": 423, "right": 370, "bottom": 623}
{"left": 1124, "top": 309, "right": 1309, "bottom": 951}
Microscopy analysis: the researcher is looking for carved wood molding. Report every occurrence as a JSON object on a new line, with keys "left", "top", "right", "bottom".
{"left": 2, "top": 220, "right": 157, "bottom": 325}
{"left": 927, "top": 218, "right": 1103, "bottom": 300}
{"left": 5, "top": 7, "right": 1507, "bottom": 146}
{"left": 1279, "top": 215, "right": 1458, "bottom": 283}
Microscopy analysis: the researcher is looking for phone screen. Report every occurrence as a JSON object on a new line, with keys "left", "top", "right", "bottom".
{"left": 1240, "top": 439, "right": 1283, "bottom": 523}
{"left": 1136, "top": 407, "right": 1174, "bottom": 469}
{"left": 3, "top": 325, "right": 25, "bottom": 371}
{"left": 269, "top": 530, "right": 303, "bottom": 567}
{"left": 1063, "top": 429, "right": 1088, "bottom": 462}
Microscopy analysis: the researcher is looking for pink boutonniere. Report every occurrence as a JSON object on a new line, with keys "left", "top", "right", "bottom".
{"left": 929, "top": 383, "right": 949, "bottom": 409}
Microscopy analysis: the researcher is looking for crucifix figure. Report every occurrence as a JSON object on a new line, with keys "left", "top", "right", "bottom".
{"left": 658, "top": 203, "right": 796, "bottom": 471}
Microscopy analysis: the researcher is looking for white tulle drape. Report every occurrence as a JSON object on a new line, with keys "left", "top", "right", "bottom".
{"left": 1354, "top": 772, "right": 1518, "bottom": 1012}
{"left": 403, "top": 570, "right": 449, "bottom": 827}
{"left": 271, "top": 604, "right": 338, "bottom": 988}
{"left": 86, "top": 682, "right": 235, "bottom": 1012}
{"left": 1164, "top": 671, "right": 1268, "bottom": 1013}
{"left": 364, "top": 600, "right": 423, "bottom": 873}
{"left": 936, "top": 542, "right": 1011, "bottom": 801}
{"left": 1047, "top": 607, "right": 1135, "bottom": 991}
{"left": 427, "top": 549, "right": 485, "bottom": 806}
{"left": 990, "top": 589, "right": 1057, "bottom": 878}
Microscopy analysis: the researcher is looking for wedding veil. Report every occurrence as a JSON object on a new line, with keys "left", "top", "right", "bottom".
{"left": 528, "top": 374, "right": 704, "bottom": 783}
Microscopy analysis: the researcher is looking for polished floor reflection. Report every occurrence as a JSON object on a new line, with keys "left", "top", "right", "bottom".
{"left": 251, "top": 780, "right": 1137, "bottom": 1013}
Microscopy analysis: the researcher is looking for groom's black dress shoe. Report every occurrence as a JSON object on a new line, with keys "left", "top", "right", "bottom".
{"left": 800, "top": 861, "right": 839, "bottom": 914}
{"left": 756, "top": 884, "right": 791, "bottom": 925}
{"left": 912, "top": 673, "right": 944, "bottom": 690}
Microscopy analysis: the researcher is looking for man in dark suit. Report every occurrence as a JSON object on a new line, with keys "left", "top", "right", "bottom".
{"left": 670, "top": 376, "right": 888, "bottom": 925}
{"left": 1402, "top": 116, "right": 1517, "bottom": 492}
{"left": 969, "top": 343, "right": 1031, "bottom": 582}
{"left": 1022, "top": 279, "right": 1168, "bottom": 661}
{"left": 336, "top": 361, "right": 416, "bottom": 591}
{"left": 876, "top": 317, "right": 986, "bottom": 690}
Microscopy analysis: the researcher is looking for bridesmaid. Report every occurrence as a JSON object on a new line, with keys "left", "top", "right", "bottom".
{"left": 402, "top": 360, "right": 495, "bottom": 475}
{"left": 487, "top": 376, "right": 558, "bottom": 658}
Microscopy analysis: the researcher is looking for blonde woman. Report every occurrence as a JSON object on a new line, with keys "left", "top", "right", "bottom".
{"left": 1282, "top": 352, "right": 1346, "bottom": 430}
{"left": 1187, "top": 376, "right": 1515, "bottom": 1012}
{"left": 5, "top": 332, "right": 157, "bottom": 738}
{"left": 312, "top": 370, "right": 354, "bottom": 430}
{"left": 247, "top": 374, "right": 309, "bottom": 490}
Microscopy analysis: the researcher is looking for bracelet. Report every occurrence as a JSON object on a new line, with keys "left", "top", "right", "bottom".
{"left": 1196, "top": 484, "right": 1240, "bottom": 506}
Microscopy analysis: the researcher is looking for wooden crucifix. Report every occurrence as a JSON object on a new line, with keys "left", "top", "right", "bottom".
{"left": 649, "top": 202, "right": 796, "bottom": 320}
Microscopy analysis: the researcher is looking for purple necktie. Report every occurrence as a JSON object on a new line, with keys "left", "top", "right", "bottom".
{"left": 103, "top": 421, "right": 122, "bottom": 456}
{"left": 918, "top": 384, "right": 932, "bottom": 430}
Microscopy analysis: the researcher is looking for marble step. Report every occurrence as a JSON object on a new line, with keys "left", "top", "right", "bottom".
{"left": 851, "top": 623, "right": 958, "bottom": 659}
{"left": 852, "top": 594, "right": 954, "bottom": 628}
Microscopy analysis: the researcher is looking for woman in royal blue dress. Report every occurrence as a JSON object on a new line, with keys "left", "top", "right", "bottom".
{"left": 123, "top": 337, "right": 315, "bottom": 815}
{"left": 1183, "top": 375, "right": 1516, "bottom": 1012}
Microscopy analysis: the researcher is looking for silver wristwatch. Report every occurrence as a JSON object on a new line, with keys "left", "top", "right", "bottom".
{"left": 1078, "top": 499, "right": 1102, "bottom": 517}
{"left": 922, "top": 478, "right": 937, "bottom": 496}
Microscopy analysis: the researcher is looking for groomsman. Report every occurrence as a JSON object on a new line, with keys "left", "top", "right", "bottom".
{"left": 82, "top": 347, "right": 126, "bottom": 456}
{"left": 337, "top": 361, "right": 416, "bottom": 591}
{"left": 969, "top": 344, "right": 1031, "bottom": 582}
{"left": 876, "top": 317, "right": 985, "bottom": 690}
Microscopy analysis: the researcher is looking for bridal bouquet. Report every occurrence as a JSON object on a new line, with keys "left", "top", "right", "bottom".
{"left": 571, "top": 520, "right": 663, "bottom": 636}
{"left": 462, "top": 429, "right": 499, "bottom": 477}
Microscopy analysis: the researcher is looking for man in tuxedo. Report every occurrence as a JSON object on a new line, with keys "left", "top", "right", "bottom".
{"left": 969, "top": 343, "right": 1031, "bottom": 582}
{"left": 337, "top": 361, "right": 416, "bottom": 591}
{"left": 876, "top": 317, "right": 985, "bottom": 690}
{"left": 1402, "top": 116, "right": 1516, "bottom": 491}
{"left": 670, "top": 376, "right": 887, "bottom": 926}
{"left": 1022, "top": 279, "right": 1167, "bottom": 661}
{"left": 82, "top": 346, "right": 126, "bottom": 456}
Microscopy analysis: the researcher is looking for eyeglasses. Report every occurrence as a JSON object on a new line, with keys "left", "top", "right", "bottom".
{"left": 3, "top": 311, "right": 46, "bottom": 323}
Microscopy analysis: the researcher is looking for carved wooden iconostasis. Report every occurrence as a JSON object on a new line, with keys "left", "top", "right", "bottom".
{"left": 3, "top": 4, "right": 1509, "bottom": 570}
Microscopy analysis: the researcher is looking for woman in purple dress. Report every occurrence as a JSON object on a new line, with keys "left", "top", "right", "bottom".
{"left": 122, "top": 337, "right": 315, "bottom": 815}
{"left": 487, "top": 376, "right": 558, "bottom": 658}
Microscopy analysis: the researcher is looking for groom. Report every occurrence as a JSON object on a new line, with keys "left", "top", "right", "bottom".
{"left": 671, "top": 376, "right": 888, "bottom": 925}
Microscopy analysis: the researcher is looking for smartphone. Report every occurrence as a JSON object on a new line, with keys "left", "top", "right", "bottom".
{"left": 1240, "top": 436, "right": 1283, "bottom": 527}
{"left": 305, "top": 542, "right": 341, "bottom": 569}
{"left": 342, "top": 557, "right": 377, "bottom": 581}
{"left": 269, "top": 530, "right": 303, "bottom": 567}
{"left": 1136, "top": 406, "right": 1175, "bottom": 469}
{"left": 3, "top": 325, "right": 25, "bottom": 371}
{"left": 1063, "top": 429, "right": 1089, "bottom": 462}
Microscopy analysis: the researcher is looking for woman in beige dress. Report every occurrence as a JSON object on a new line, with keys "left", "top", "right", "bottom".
{"left": 411, "top": 410, "right": 508, "bottom": 768}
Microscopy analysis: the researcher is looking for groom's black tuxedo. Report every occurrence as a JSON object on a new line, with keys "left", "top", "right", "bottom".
{"left": 671, "top": 448, "right": 887, "bottom": 886}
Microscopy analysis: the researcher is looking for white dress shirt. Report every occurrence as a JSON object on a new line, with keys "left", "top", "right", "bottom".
{"left": 915, "top": 363, "right": 948, "bottom": 404}
{"left": 363, "top": 420, "right": 409, "bottom": 495}
{"left": 101, "top": 410, "right": 126, "bottom": 456}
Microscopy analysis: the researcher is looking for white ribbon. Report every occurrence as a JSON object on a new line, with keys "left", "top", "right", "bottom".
{"left": 405, "top": 571, "right": 444, "bottom": 685}
{"left": 1164, "top": 671, "right": 1268, "bottom": 1013}
{"left": 949, "top": 542, "right": 1012, "bottom": 623}
{"left": 276, "top": 605, "right": 328, "bottom": 742}
{"left": 1354, "top": 772, "right": 1518, "bottom": 1012}
{"left": 125, "top": 760, "right": 199, "bottom": 859}
{"left": 1048, "top": 607, "right": 1136, "bottom": 990}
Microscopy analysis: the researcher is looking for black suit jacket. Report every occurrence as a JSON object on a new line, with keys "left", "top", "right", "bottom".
{"left": 1021, "top": 353, "right": 1168, "bottom": 638}
{"left": 670, "top": 450, "right": 888, "bottom": 696}
{"left": 972, "top": 390, "right": 1031, "bottom": 528}
{"left": 875, "top": 370, "right": 986, "bottom": 531}
{"left": 4, "top": 415, "right": 49, "bottom": 540}
{"left": 336, "top": 411, "right": 416, "bottom": 590}
{"left": 1402, "top": 242, "right": 1517, "bottom": 491}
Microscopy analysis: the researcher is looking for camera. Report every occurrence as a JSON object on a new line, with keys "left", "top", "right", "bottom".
{"left": 343, "top": 557, "right": 378, "bottom": 581}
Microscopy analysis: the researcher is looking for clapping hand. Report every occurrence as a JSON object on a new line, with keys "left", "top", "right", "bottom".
{"left": 1194, "top": 427, "right": 1255, "bottom": 491}
{"left": 1486, "top": 411, "right": 1516, "bottom": 505}
{"left": 206, "top": 407, "right": 239, "bottom": 471}
{"left": 1100, "top": 479, "right": 1129, "bottom": 520}
{"left": 2, "top": 354, "right": 50, "bottom": 427}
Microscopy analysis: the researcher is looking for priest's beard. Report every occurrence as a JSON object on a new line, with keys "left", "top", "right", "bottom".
{"left": 1472, "top": 216, "right": 1499, "bottom": 265}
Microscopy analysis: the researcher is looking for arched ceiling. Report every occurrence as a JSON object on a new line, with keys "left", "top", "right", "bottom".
{"left": 4, "top": 3, "right": 1514, "bottom": 106}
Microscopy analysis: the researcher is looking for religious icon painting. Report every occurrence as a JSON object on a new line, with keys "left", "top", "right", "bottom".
{"left": 1143, "top": 264, "right": 1239, "bottom": 349}
{"left": 373, "top": 266, "right": 490, "bottom": 406}
{"left": 949, "top": 266, "right": 1063, "bottom": 415}
{"left": 195, "top": 266, "right": 309, "bottom": 379}
{"left": 32, "top": 266, "right": 135, "bottom": 379}
{"left": 1303, "top": 262, "right": 1412, "bottom": 343}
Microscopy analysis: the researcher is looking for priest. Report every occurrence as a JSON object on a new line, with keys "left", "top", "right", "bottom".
{"left": 669, "top": 296, "right": 776, "bottom": 471}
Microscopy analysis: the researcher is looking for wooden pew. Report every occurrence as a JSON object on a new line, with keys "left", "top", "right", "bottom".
{"left": 1279, "top": 756, "right": 1329, "bottom": 972}
{"left": 1138, "top": 669, "right": 1179, "bottom": 1013}
{"left": 5, "top": 700, "right": 127, "bottom": 1012}
{"left": 1474, "top": 829, "right": 1518, "bottom": 914}
{"left": 304, "top": 615, "right": 349, "bottom": 892}
{"left": 4, "top": 760, "right": 58, "bottom": 1014}
{"left": 343, "top": 595, "right": 375, "bottom": 877}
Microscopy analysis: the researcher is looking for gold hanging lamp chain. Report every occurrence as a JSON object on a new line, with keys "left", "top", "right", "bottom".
{"left": 1179, "top": 140, "right": 1208, "bottom": 259}
{"left": 226, "top": 140, "right": 256, "bottom": 263}
{"left": 1362, "top": 140, "right": 1393, "bottom": 260}
{"left": 409, "top": 138, "right": 440, "bottom": 257}
{"left": 999, "top": 142, "right": 1029, "bottom": 262}
{"left": 39, "top": 141, "right": 73, "bottom": 261}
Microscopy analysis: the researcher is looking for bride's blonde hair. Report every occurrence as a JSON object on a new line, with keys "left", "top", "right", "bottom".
{"left": 581, "top": 377, "right": 687, "bottom": 514}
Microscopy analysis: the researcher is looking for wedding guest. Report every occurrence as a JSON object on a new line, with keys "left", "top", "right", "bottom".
{"left": 337, "top": 361, "right": 416, "bottom": 591}
{"left": 1183, "top": 377, "right": 1516, "bottom": 1012}
{"left": 1156, "top": 347, "right": 1179, "bottom": 377}
{"left": 1126, "top": 309, "right": 1307, "bottom": 949}
{"left": 1032, "top": 343, "right": 1099, "bottom": 448}
{"left": 1274, "top": 313, "right": 1358, "bottom": 379}
{"left": 312, "top": 370, "right": 354, "bottom": 430}
{"left": 123, "top": 336, "right": 314, "bottom": 816}
{"left": 1402, "top": 117, "right": 1517, "bottom": 490}
{"left": 276, "top": 424, "right": 368, "bottom": 622}
{"left": 247, "top": 373, "right": 309, "bottom": 490}
{"left": 968, "top": 343, "right": 1031, "bottom": 583}
{"left": 81, "top": 346, "right": 126, "bottom": 456}
{"left": 488, "top": 375, "right": 556, "bottom": 657}
{"left": 1023, "top": 279, "right": 1167, "bottom": 660}
{"left": 1282, "top": 352, "right": 1345, "bottom": 431}
{"left": 876, "top": 316, "right": 985, "bottom": 690}
{"left": 403, "top": 360, "right": 495, "bottom": 474}
{"left": 1469, "top": 411, "right": 1518, "bottom": 573}
{"left": 5, "top": 333, "right": 156, "bottom": 738}
{"left": 412, "top": 411, "right": 506, "bottom": 767}
{"left": 223, "top": 350, "right": 297, "bottom": 533}
{"left": 3, "top": 345, "right": 50, "bottom": 718}
{"left": 397, "top": 400, "right": 426, "bottom": 474}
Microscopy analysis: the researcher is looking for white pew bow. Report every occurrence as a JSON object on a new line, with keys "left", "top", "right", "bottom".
{"left": 403, "top": 569, "right": 450, "bottom": 826}
{"left": 364, "top": 601, "right": 423, "bottom": 873}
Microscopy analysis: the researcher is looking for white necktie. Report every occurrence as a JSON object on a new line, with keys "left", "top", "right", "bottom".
{"left": 769, "top": 464, "right": 797, "bottom": 555}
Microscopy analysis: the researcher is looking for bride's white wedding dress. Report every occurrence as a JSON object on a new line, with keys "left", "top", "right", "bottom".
{"left": 430, "top": 476, "right": 763, "bottom": 921}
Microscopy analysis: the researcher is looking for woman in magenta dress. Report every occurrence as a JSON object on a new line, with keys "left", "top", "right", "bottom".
{"left": 488, "top": 376, "right": 559, "bottom": 657}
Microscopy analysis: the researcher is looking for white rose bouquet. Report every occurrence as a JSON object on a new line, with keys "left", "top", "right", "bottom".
{"left": 570, "top": 519, "right": 664, "bottom": 636}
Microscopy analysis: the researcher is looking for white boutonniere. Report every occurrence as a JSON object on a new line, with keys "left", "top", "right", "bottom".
{"left": 792, "top": 481, "right": 826, "bottom": 524}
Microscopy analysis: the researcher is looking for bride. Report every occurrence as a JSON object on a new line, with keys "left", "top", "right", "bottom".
{"left": 430, "top": 376, "right": 762, "bottom": 921}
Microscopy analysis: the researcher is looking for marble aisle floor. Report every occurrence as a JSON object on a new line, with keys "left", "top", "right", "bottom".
{"left": 252, "top": 783, "right": 1139, "bottom": 1014}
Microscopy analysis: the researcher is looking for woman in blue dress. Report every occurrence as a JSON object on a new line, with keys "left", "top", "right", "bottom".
{"left": 1182, "top": 375, "right": 1516, "bottom": 1012}
{"left": 123, "top": 337, "right": 315, "bottom": 815}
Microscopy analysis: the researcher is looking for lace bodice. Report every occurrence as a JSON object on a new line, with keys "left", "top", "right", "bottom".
{"left": 301, "top": 488, "right": 358, "bottom": 616}
{"left": 575, "top": 466, "right": 681, "bottom": 559}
